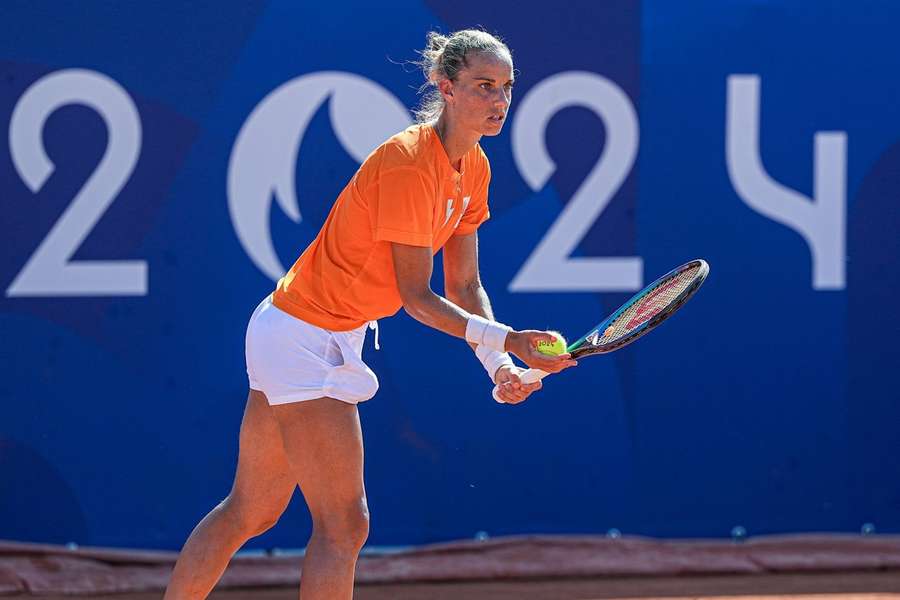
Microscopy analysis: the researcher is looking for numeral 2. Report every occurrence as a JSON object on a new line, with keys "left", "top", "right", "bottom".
{"left": 7, "top": 69, "right": 145, "bottom": 297}
{"left": 510, "top": 71, "right": 642, "bottom": 292}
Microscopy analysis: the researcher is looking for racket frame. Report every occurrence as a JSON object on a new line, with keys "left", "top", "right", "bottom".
{"left": 566, "top": 258, "right": 709, "bottom": 359}
{"left": 492, "top": 258, "right": 709, "bottom": 402}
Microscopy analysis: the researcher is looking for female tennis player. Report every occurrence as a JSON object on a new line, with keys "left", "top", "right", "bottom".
{"left": 164, "top": 29, "right": 575, "bottom": 600}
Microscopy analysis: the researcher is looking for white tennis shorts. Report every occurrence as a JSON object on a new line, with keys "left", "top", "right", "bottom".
{"left": 245, "top": 295, "right": 379, "bottom": 405}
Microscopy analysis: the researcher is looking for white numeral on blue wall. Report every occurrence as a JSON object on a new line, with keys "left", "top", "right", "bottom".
{"left": 509, "top": 71, "right": 643, "bottom": 292}
{"left": 726, "top": 75, "right": 847, "bottom": 290}
{"left": 7, "top": 69, "right": 145, "bottom": 297}
{"left": 227, "top": 72, "right": 412, "bottom": 281}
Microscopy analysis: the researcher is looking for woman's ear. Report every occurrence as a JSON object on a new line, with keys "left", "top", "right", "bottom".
{"left": 438, "top": 77, "right": 454, "bottom": 101}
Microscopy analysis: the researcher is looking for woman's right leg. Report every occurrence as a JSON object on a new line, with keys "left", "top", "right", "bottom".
{"left": 164, "top": 389, "right": 296, "bottom": 599}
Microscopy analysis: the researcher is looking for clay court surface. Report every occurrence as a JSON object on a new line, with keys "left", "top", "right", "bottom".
{"left": 8, "top": 571, "right": 900, "bottom": 600}
{"left": 3, "top": 536, "right": 899, "bottom": 599}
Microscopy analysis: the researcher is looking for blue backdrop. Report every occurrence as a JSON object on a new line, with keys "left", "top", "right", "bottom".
{"left": 2, "top": 0, "right": 898, "bottom": 549}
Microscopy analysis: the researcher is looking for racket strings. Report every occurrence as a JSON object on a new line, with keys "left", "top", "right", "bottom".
{"left": 601, "top": 266, "right": 700, "bottom": 343}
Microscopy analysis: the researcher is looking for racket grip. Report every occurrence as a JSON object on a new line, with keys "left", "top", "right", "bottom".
{"left": 492, "top": 369, "right": 549, "bottom": 403}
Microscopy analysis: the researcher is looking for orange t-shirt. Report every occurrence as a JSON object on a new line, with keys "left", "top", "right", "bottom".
{"left": 271, "top": 123, "right": 491, "bottom": 331}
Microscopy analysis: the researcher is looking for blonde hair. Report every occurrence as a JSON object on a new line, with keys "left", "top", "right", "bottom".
{"left": 414, "top": 29, "right": 512, "bottom": 123}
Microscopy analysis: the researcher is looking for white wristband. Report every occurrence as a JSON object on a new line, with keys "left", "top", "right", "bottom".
{"left": 465, "top": 315, "right": 512, "bottom": 353}
{"left": 475, "top": 345, "right": 514, "bottom": 382}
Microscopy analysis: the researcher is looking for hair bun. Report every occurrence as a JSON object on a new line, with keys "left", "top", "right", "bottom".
{"left": 427, "top": 31, "right": 448, "bottom": 53}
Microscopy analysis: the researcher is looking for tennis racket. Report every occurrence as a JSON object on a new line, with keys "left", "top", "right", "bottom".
{"left": 493, "top": 259, "right": 710, "bottom": 403}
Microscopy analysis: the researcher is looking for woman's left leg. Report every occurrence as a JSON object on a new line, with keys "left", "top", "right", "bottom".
{"left": 270, "top": 396, "right": 369, "bottom": 600}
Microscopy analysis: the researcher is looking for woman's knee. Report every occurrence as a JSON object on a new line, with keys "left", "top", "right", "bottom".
{"left": 312, "top": 496, "right": 370, "bottom": 551}
{"left": 221, "top": 494, "right": 286, "bottom": 538}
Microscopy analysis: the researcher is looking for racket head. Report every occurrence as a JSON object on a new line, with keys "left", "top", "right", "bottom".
{"left": 567, "top": 259, "right": 709, "bottom": 359}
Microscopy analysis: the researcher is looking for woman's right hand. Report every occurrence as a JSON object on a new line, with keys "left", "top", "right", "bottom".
{"left": 505, "top": 330, "right": 578, "bottom": 373}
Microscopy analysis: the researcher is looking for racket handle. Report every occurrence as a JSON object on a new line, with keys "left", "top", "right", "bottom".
{"left": 520, "top": 369, "right": 548, "bottom": 384}
{"left": 492, "top": 369, "right": 549, "bottom": 403}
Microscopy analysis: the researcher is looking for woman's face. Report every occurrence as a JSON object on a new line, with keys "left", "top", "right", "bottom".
{"left": 441, "top": 51, "right": 514, "bottom": 137}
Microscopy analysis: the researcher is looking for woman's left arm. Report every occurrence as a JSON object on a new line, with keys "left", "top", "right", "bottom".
{"left": 442, "top": 232, "right": 495, "bottom": 342}
{"left": 392, "top": 236, "right": 574, "bottom": 389}
{"left": 442, "top": 233, "right": 542, "bottom": 403}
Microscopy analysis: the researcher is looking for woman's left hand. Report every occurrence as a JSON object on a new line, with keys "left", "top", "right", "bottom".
{"left": 493, "top": 365, "right": 542, "bottom": 404}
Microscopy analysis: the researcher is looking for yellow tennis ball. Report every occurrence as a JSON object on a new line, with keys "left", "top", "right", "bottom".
{"left": 536, "top": 331, "right": 567, "bottom": 356}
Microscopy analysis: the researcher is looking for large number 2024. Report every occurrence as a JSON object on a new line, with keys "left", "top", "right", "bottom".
{"left": 7, "top": 69, "right": 145, "bottom": 297}
{"left": 7, "top": 69, "right": 847, "bottom": 298}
